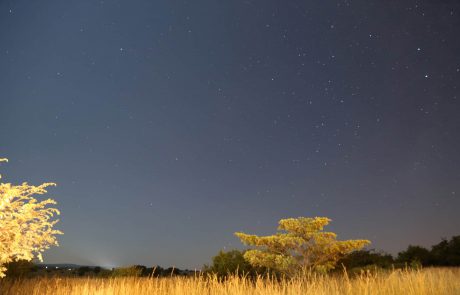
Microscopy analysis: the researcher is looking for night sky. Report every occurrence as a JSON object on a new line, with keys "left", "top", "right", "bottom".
{"left": 1, "top": 1, "right": 459, "bottom": 269}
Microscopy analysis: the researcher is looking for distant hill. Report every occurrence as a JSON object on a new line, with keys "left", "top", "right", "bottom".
{"left": 37, "top": 263, "right": 87, "bottom": 269}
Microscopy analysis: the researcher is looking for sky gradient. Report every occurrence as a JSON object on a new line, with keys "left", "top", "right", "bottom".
{"left": 1, "top": 0, "right": 460, "bottom": 269}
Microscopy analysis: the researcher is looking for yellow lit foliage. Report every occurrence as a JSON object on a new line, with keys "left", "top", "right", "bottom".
{"left": 235, "top": 217, "right": 370, "bottom": 274}
{"left": 0, "top": 158, "right": 62, "bottom": 277}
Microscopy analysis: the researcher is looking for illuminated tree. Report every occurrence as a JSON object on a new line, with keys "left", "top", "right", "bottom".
{"left": 235, "top": 217, "right": 370, "bottom": 274}
{"left": 0, "top": 158, "right": 62, "bottom": 277}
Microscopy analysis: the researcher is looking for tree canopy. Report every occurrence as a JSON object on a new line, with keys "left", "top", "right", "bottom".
{"left": 235, "top": 217, "right": 370, "bottom": 274}
{"left": 0, "top": 158, "right": 62, "bottom": 277}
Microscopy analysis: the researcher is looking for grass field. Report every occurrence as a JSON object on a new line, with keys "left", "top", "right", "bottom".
{"left": 1, "top": 268, "right": 459, "bottom": 295}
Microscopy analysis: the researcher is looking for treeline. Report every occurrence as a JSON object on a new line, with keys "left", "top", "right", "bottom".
{"left": 110, "top": 265, "right": 195, "bottom": 277}
{"left": 396, "top": 235, "right": 460, "bottom": 267}
{"left": 5, "top": 235, "right": 459, "bottom": 279}
{"left": 206, "top": 235, "right": 460, "bottom": 277}
{"left": 53, "top": 265, "right": 195, "bottom": 277}
{"left": 341, "top": 235, "right": 460, "bottom": 270}
{"left": 3, "top": 262, "right": 195, "bottom": 278}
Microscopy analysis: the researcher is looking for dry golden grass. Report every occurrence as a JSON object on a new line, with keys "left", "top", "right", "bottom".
{"left": 1, "top": 268, "right": 459, "bottom": 295}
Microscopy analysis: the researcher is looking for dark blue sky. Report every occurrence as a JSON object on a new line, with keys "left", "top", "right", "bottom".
{"left": 1, "top": 0, "right": 459, "bottom": 269}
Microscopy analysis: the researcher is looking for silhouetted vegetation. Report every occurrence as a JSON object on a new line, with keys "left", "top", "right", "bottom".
{"left": 337, "top": 235, "right": 460, "bottom": 271}
{"left": 397, "top": 236, "right": 460, "bottom": 267}
{"left": 77, "top": 266, "right": 92, "bottom": 276}
{"left": 4, "top": 260, "right": 37, "bottom": 278}
{"left": 397, "top": 245, "right": 432, "bottom": 267}
{"left": 431, "top": 236, "right": 460, "bottom": 266}
{"left": 203, "top": 250, "right": 268, "bottom": 278}
{"left": 338, "top": 249, "right": 394, "bottom": 270}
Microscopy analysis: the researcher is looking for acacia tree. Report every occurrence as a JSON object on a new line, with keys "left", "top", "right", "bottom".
{"left": 0, "top": 158, "right": 62, "bottom": 277}
{"left": 235, "top": 217, "right": 370, "bottom": 274}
